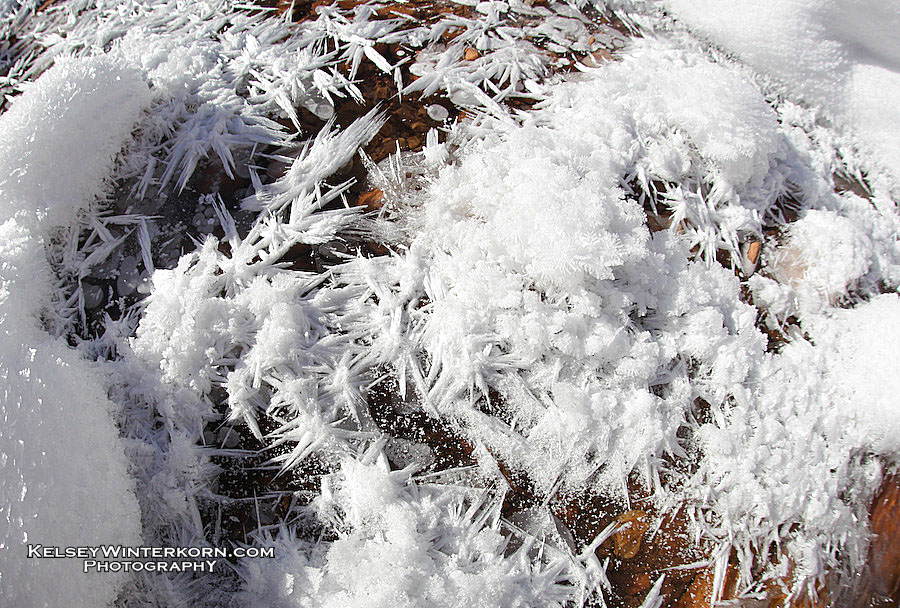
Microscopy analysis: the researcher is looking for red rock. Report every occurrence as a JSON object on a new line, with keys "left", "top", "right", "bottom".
{"left": 357, "top": 189, "right": 384, "bottom": 210}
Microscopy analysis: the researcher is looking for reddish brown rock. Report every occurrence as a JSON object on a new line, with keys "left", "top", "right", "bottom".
{"left": 613, "top": 510, "right": 651, "bottom": 560}
{"left": 356, "top": 189, "right": 384, "bottom": 211}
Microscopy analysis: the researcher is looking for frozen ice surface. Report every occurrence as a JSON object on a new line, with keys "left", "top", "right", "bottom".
{"left": 0, "top": 56, "right": 149, "bottom": 607}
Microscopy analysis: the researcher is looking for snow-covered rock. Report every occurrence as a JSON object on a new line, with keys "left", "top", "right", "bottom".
{"left": 0, "top": 56, "right": 150, "bottom": 608}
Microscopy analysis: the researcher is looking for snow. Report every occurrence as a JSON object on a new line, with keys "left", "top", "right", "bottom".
{"left": 691, "top": 294, "right": 900, "bottom": 582}
{"left": 664, "top": 0, "right": 900, "bottom": 178}
{"left": 241, "top": 446, "right": 577, "bottom": 608}
{"left": 343, "top": 40, "right": 781, "bottom": 497}
{"left": 0, "top": 56, "right": 150, "bottom": 607}
{"left": 807, "top": 294, "right": 900, "bottom": 455}
{"left": 771, "top": 208, "right": 875, "bottom": 314}
{"left": 0, "top": 56, "right": 151, "bottom": 226}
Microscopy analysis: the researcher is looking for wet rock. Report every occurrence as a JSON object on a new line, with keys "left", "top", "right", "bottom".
{"left": 356, "top": 189, "right": 384, "bottom": 210}
{"left": 612, "top": 509, "right": 651, "bottom": 560}
{"left": 218, "top": 427, "right": 240, "bottom": 449}
{"left": 582, "top": 48, "right": 613, "bottom": 67}
{"left": 81, "top": 282, "right": 105, "bottom": 310}
{"left": 739, "top": 238, "right": 762, "bottom": 276}
{"left": 313, "top": 102, "right": 335, "bottom": 120}
{"left": 115, "top": 256, "right": 141, "bottom": 297}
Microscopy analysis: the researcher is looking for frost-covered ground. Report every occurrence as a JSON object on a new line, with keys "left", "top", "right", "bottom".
{"left": 1, "top": 0, "right": 899, "bottom": 607}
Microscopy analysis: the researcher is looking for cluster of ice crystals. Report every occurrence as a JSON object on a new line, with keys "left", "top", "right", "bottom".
{"left": 343, "top": 40, "right": 773, "bottom": 496}
{"left": 340, "top": 37, "right": 900, "bottom": 596}
{"left": 242, "top": 446, "right": 576, "bottom": 608}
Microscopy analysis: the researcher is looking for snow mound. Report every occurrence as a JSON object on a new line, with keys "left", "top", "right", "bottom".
{"left": 772, "top": 208, "right": 875, "bottom": 314}
{"left": 664, "top": 0, "right": 900, "bottom": 178}
{"left": 809, "top": 294, "right": 900, "bottom": 455}
{"left": 0, "top": 55, "right": 151, "bottom": 226}
{"left": 694, "top": 294, "right": 900, "bottom": 579}
{"left": 0, "top": 56, "right": 149, "bottom": 607}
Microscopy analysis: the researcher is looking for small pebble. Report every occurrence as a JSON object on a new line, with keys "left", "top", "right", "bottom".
{"left": 267, "top": 160, "right": 289, "bottom": 181}
{"left": 256, "top": 505, "right": 277, "bottom": 526}
{"left": 217, "top": 427, "right": 240, "bottom": 449}
{"left": 234, "top": 159, "right": 251, "bottom": 179}
{"left": 464, "top": 48, "right": 479, "bottom": 61}
{"left": 318, "top": 240, "right": 350, "bottom": 263}
{"left": 747, "top": 241, "right": 761, "bottom": 264}
{"left": 583, "top": 48, "right": 613, "bottom": 67}
{"left": 116, "top": 257, "right": 140, "bottom": 296}
{"left": 163, "top": 246, "right": 181, "bottom": 264}
{"left": 426, "top": 104, "right": 450, "bottom": 121}
{"left": 739, "top": 239, "right": 762, "bottom": 276}
{"left": 116, "top": 276, "right": 135, "bottom": 297}
{"left": 313, "top": 103, "right": 335, "bottom": 120}
{"left": 92, "top": 252, "right": 121, "bottom": 280}
{"left": 449, "top": 90, "right": 477, "bottom": 106}
{"left": 136, "top": 275, "right": 152, "bottom": 296}
{"left": 119, "top": 255, "right": 138, "bottom": 276}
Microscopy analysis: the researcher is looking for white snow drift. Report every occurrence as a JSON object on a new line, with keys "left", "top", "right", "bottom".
{"left": 664, "top": 0, "right": 900, "bottom": 178}
{"left": 0, "top": 56, "right": 149, "bottom": 608}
